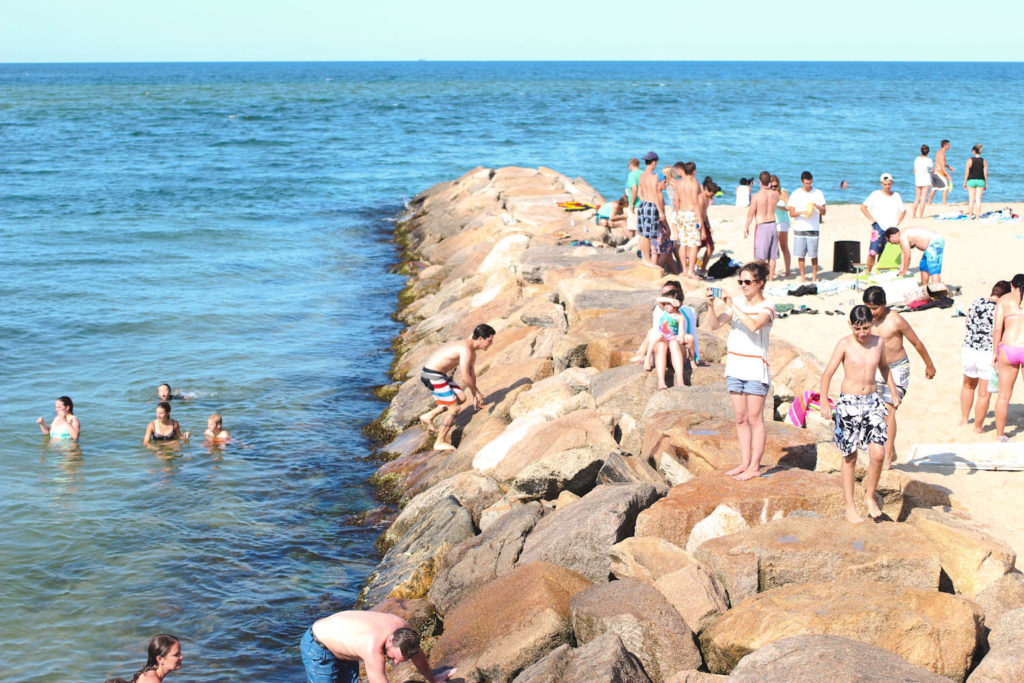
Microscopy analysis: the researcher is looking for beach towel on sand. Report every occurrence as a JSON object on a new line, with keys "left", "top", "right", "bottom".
{"left": 788, "top": 390, "right": 836, "bottom": 428}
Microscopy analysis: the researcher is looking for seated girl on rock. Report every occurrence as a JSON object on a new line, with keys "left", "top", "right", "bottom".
{"left": 632, "top": 281, "right": 697, "bottom": 387}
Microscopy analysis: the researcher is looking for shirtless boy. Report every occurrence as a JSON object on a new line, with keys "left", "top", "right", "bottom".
{"left": 884, "top": 226, "right": 945, "bottom": 285}
{"left": 636, "top": 151, "right": 668, "bottom": 269}
{"left": 697, "top": 180, "right": 720, "bottom": 273}
{"left": 301, "top": 610, "right": 453, "bottom": 683}
{"left": 819, "top": 305, "right": 900, "bottom": 523}
{"left": 744, "top": 171, "right": 781, "bottom": 279}
{"left": 863, "top": 286, "right": 936, "bottom": 467}
{"left": 930, "top": 139, "right": 954, "bottom": 205}
{"left": 418, "top": 324, "right": 495, "bottom": 451}
{"left": 670, "top": 161, "right": 702, "bottom": 277}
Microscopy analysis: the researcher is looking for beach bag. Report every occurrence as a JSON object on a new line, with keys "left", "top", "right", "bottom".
{"left": 788, "top": 390, "right": 836, "bottom": 428}
{"left": 707, "top": 254, "right": 740, "bottom": 280}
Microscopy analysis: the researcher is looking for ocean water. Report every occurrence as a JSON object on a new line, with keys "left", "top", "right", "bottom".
{"left": 2, "top": 61, "right": 1023, "bottom": 681}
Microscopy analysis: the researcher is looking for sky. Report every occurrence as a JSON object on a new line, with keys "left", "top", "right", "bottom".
{"left": 2, "top": 0, "right": 1024, "bottom": 63}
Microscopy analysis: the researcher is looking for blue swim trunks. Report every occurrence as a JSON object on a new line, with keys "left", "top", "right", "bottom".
{"left": 920, "top": 236, "right": 945, "bottom": 275}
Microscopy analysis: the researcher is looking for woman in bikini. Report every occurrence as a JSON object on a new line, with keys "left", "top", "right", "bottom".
{"left": 993, "top": 274, "right": 1024, "bottom": 441}
{"left": 143, "top": 401, "right": 190, "bottom": 447}
{"left": 36, "top": 396, "right": 80, "bottom": 441}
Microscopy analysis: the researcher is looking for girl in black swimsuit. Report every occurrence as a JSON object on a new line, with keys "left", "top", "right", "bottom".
{"left": 144, "top": 401, "right": 190, "bottom": 446}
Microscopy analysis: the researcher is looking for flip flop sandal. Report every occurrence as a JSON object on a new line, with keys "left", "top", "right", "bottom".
{"left": 776, "top": 312, "right": 789, "bottom": 319}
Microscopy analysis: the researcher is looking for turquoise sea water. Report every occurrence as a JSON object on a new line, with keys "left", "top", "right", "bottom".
{"left": 3, "top": 61, "right": 1024, "bottom": 681}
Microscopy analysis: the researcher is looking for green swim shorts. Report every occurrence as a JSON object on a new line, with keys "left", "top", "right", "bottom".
{"left": 966, "top": 179, "right": 986, "bottom": 189}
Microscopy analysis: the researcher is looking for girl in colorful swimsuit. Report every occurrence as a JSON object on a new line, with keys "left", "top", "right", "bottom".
{"left": 993, "top": 274, "right": 1024, "bottom": 442}
{"left": 651, "top": 295, "right": 696, "bottom": 390}
{"left": 144, "top": 401, "right": 190, "bottom": 447}
{"left": 633, "top": 282, "right": 696, "bottom": 374}
{"left": 36, "top": 395, "right": 80, "bottom": 441}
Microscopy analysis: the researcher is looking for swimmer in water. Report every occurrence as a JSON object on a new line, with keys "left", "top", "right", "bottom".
{"left": 144, "top": 401, "right": 190, "bottom": 447}
{"left": 157, "top": 382, "right": 187, "bottom": 401}
{"left": 204, "top": 413, "right": 231, "bottom": 442}
{"left": 36, "top": 396, "right": 81, "bottom": 441}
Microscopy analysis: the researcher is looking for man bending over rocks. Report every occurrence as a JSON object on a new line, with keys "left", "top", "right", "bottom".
{"left": 301, "top": 610, "right": 454, "bottom": 683}
{"left": 418, "top": 323, "right": 495, "bottom": 451}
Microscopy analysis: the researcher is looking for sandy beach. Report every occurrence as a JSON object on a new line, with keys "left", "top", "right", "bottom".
{"left": 693, "top": 196, "right": 1024, "bottom": 564}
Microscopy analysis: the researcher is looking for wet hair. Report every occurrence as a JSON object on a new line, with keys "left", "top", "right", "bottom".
{"left": 992, "top": 280, "right": 1011, "bottom": 298}
{"left": 208, "top": 413, "right": 222, "bottom": 427}
{"left": 58, "top": 396, "right": 74, "bottom": 415}
{"left": 1012, "top": 274, "right": 1024, "bottom": 291}
{"left": 157, "top": 401, "right": 172, "bottom": 415}
{"left": 131, "top": 634, "right": 179, "bottom": 682}
{"left": 883, "top": 227, "right": 901, "bottom": 241}
{"left": 391, "top": 627, "right": 421, "bottom": 659}
{"left": 629, "top": 158, "right": 640, "bottom": 168}
{"left": 759, "top": 171, "right": 772, "bottom": 185}
{"left": 739, "top": 260, "right": 770, "bottom": 285}
{"left": 472, "top": 324, "right": 496, "bottom": 340}
{"left": 941, "top": 139, "right": 950, "bottom": 147}
{"left": 850, "top": 304, "right": 873, "bottom": 325}
{"left": 920, "top": 144, "right": 930, "bottom": 155}
{"left": 158, "top": 382, "right": 172, "bottom": 394}
{"left": 800, "top": 171, "right": 813, "bottom": 181}
{"left": 973, "top": 144, "right": 983, "bottom": 154}
{"left": 863, "top": 285, "right": 887, "bottom": 306}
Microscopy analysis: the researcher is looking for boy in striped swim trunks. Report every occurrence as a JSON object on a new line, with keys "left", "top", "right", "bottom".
{"left": 418, "top": 324, "right": 495, "bottom": 451}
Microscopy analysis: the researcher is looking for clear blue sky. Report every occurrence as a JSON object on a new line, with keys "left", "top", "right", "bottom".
{"left": 3, "top": 0, "right": 1023, "bottom": 62}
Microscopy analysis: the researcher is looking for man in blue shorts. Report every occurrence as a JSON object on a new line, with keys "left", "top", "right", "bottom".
{"left": 885, "top": 226, "right": 945, "bottom": 285}
{"left": 301, "top": 610, "right": 454, "bottom": 683}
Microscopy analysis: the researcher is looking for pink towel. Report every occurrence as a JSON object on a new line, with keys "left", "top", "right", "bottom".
{"left": 788, "top": 390, "right": 834, "bottom": 427}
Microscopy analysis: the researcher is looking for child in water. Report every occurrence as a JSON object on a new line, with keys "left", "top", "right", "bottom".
{"left": 204, "top": 414, "right": 231, "bottom": 443}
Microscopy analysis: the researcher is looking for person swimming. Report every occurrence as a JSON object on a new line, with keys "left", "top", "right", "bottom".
{"left": 157, "top": 382, "right": 188, "bottom": 401}
{"left": 144, "top": 401, "right": 189, "bottom": 446}
{"left": 204, "top": 413, "right": 231, "bottom": 443}
{"left": 36, "top": 396, "right": 80, "bottom": 441}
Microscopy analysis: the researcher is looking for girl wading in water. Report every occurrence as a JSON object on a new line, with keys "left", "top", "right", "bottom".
{"left": 36, "top": 395, "right": 80, "bottom": 441}
{"left": 705, "top": 260, "right": 775, "bottom": 480}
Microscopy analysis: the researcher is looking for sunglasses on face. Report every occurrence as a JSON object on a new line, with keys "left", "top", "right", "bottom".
{"left": 738, "top": 279, "right": 754, "bottom": 285}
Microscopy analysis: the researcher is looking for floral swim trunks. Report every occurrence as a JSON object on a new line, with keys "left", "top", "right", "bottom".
{"left": 674, "top": 210, "right": 701, "bottom": 248}
{"left": 833, "top": 392, "right": 888, "bottom": 456}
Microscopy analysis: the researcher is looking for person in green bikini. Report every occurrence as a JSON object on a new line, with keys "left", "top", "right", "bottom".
{"left": 36, "top": 396, "right": 80, "bottom": 441}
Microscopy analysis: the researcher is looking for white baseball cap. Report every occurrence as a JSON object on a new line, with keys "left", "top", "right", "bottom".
{"left": 880, "top": 173, "right": 894, "bottom": 182}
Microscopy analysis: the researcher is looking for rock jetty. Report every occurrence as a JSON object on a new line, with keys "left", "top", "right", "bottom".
{"left": 360, "top": 166, "right": 1022, "bottom": 682}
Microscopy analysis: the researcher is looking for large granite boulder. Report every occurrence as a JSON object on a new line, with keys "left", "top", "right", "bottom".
{"left": 700, "top": 580, "right": 983, "bottom": 681}
{"left": 693, "top": 517, "right": 942, "bottom": 602}
{"left": 589, "top": 364, "right": 655, "bottom": 455}
{"left": 769, "top": 340, "right": 827, "bottom": 403}
{"left": 906, "top": 507, "right": 1016, "bottom": 596}
{"left": 642, "top": 411, "right": 816, "bottom": 475}
{"left": 571, "top": 578, "right": 702, "bottom": 682}
{"left": 380, "top": 471, "right": 502, "bottom": 550}
{"left": 489, "top": 409, "right": 619, "bottom": 483}
{"left": 973, "top": 572, "right": 1024, "bottom": 632}
{"left": 507, "top": 446, "right": 607, "bottom": 502}
{"left": 685, "top": 504, "right": 749, "bottom": 554}
{"left": 654, "top": 564, "right": 730, "bottom": 634}
{"left": 634, "top": 470, "right": 845, "bottom": 551}
{"left": 430, "top": 562, "right": 592, "bottom": 683}
{"left": 359, "top": 496, "right": 475, "bottom": 606}
{"left": 729, "top": 634, "right": 948, "bottom": 682}
{"left": 369, "top": 597, "right": 439, "bottom": 640}
{"left": 518, "top": 483, "right": 663, "bottom": 582}
{"left": 508, "top": 373, "right": 596, "bottom": 421}
{"left": 511, "top": 632, "right": 652, "bottom": 683}
{"left": 597, "top": 450, "right": 669, "bottom": 491}
{"left": 428, "top": 502, "right": 545, "bottom": 615}
{"left": 608, "top": 536, "right": 696, "bottom": 583}
{"left": 968, "top": 607, "right": 1024, "bottom": 682}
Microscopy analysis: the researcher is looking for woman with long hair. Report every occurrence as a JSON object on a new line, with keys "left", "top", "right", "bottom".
{"left": 706, "top": 260, "right": 775, "bottom": 480}
{"left": 993, "top": 274, "right": 1024, "bottom": 441}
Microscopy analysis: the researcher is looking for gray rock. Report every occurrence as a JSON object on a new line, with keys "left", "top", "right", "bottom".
{"left": 729, "top": 634, "right": 948, "bottom": 682}
{"left": 571, "top": 578, "right": 703, "bottom": 682}
{"left": 359, "top": 495, "right": 474, "bottom": 606}
{"left": 597, "top": 451, "right": 669, "bottom": 492}
{"left": 642, "top": 382, "right": 773, "bottom": 423}
{"left": 518, "top": 483, "right": 663, "bottom": 582}
{"left": 381, "top": 471, "right": 502, "bottom": 548}
{"left": 969, "top": 607, "right": 1024, "bottom": 682}
{"left": 518, "top": 246, "right": 626, "bottom": 283}
{"left": 973, "top": 572, "right": 1024, "bottom": 633}
{"left": 429, "top": 502, "right": 545, "bottom": 615}
{"left": 508, "top": 447, "right": 607, "bottom": 501}
{"left": 512, "top": 632, "right": 652, "bottom": 683}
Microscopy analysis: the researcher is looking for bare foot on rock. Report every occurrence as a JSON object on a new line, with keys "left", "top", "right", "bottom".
{"left": 419, "top": 415, "right": 436, "bottom": 432}
{"left": 725, "top": 464, "right": 747, "bottom": 476}
{"left": 734, "top": 468, "right": 761, "bottom": 481}
{"left": 865, "top": 493, "right": 883, "bottom": 519}
{"left": 433, "top": 442, "right": 456, "bottom": 451}
{"left": 845, "top": 507, "right": 865, "bottom": 524}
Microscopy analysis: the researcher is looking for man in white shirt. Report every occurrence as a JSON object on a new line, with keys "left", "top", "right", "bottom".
{"left": 861, "top": 173, "right": 907, "bottom": 274}
{"left": 787, "top": 171, "right": 827, "bottom": 282}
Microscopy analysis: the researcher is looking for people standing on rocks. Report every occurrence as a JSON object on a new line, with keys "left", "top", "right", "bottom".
{"left": 300, "top": 610, "right": 454, "bottom": 683}
{"left": 818, "top": 305, "right": 899, "bottom": 524}
{"left": 961, "top": 281, "right": 1010, "bottom": 432}
{"left": 787, "top": 171, "right": 826, "bottom": 282}
{"left": 36, "top": 395, "right": 80, "bottom": 441}
{"left": 143, "top": 401, "right": 190, "bottom": 447}
{"left": 770, "top": 175, "right": 791, "bottom": 279}
{"left": 964, "top": 143, "right": 988, "bottom": 220}
{"left": 862, "top": 286, "right": 936, "bottom": 467}
{"left": 912, "top": 144, "right": 934, "bottom": 218}
{"left": 705, "top": 260, "right": 775, "bottom": 481}
{"left": 992, "top": 274, "right": 1024, "bottom": 442}
{"left": 743, "top": 171, "right": 780, "bottom": 280}
{"left": 635, "top": 152, "right": 670, "bottom": 270}
{"left": 698, "top": 179, "right": 721, "bottom": 274}
{"left": 670, "top": 161, "right": 702, "bottom": 277}
{"left": 418, "top": 324, "right": 495, "bottom": 451}
{"left": 884, "top": 226, "right": 944, "bottom": 286}
{"left": 861, "top": 173, "right": 906, "bottom": 275}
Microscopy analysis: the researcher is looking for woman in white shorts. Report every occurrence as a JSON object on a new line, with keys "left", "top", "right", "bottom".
{"left": 961, "top": 280, "right": 1010, "bottom": 431}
